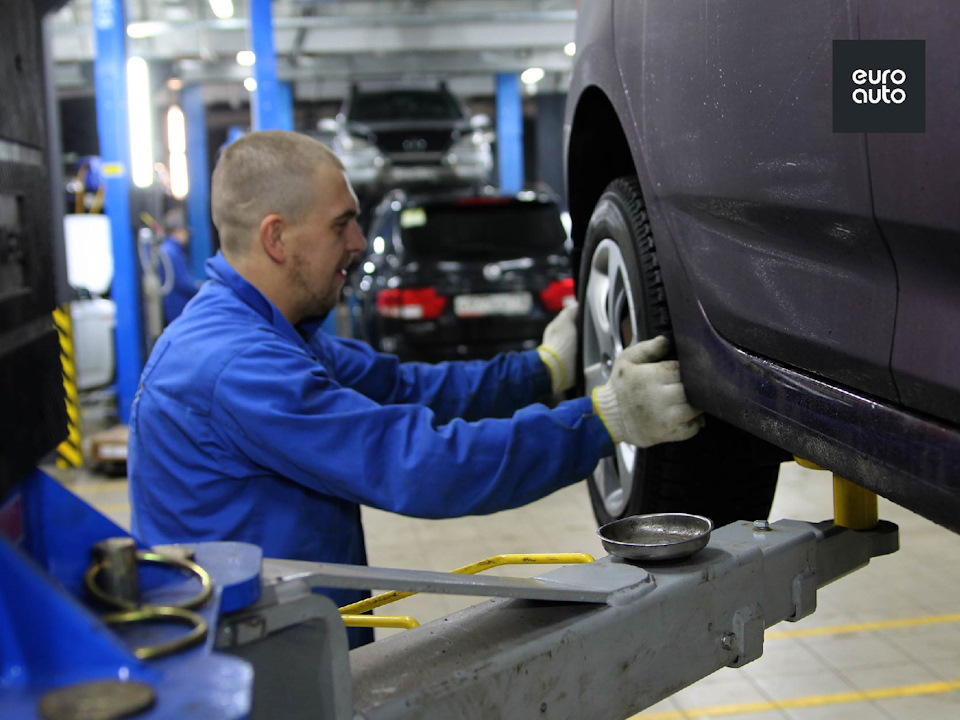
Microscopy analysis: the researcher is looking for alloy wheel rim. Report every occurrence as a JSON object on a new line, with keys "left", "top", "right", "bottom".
{"left": 583, "top": 238, "right": 640, "bottom": 517}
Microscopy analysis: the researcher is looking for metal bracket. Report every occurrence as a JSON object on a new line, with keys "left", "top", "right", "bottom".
{"left": 256, "top": 556, "right": 654, "bottom": 606}
{"left": 790, "top": 565, "right": 818, "bottom": 621}
{"left": 217, "top": 582, "right": 353, "bottom": 720}
{"left": 725, "top": 604, "right": 765, "bottom": 668}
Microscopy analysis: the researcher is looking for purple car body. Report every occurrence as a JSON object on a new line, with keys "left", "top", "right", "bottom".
{"left": 565, "top": 0, "right": 960, "bottom": 531}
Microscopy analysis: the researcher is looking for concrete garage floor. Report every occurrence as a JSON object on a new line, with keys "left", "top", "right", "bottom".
{"left": 51, "top": 461, "right": 960, "bottom": 719}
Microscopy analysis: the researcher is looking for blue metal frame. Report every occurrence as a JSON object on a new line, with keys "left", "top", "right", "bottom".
{"left": 249, "top": 0, "right": 288, "bottom": 132}
{"left": 182, "top": 84, "right": 213, "bottom": 283}
{"left": 0, "top": 469, "right": 259, "bottom": 719}
{"left": 277, "top": 81, "right": 295, "bottom": 132}
{"left": 93, "top": 0, "right": 142, "bottom": 423}
{"left": 496, "top": 73, "right": 524, "bottom": 193}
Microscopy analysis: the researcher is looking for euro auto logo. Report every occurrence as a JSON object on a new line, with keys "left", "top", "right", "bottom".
{"left": 851, "top": 69, "right": 907, "bottom": 104}
{"left": 833, "top": 40, "right": 924, "bottom": 133}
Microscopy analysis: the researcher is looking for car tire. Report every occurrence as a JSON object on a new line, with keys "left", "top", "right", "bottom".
{"left": 577, "top": 176, "right": 783, "bottom": 529}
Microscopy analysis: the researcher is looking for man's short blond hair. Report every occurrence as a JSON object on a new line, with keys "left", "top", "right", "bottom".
{"left": 211, "top": 130, "right": 344, "bottom": 255}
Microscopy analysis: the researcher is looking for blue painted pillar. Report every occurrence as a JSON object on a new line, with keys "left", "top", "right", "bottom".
{"left": 249, "top": 2, "right": 327, "bottom": 330}
{"left": 182, "top": 84, "right": 212, "bottom": 281}
{"left": 277, "top": 81, "right": 294, "bottom": 131}
{"left": 249, "top": 0, "right": 284, "bottom": 131}
{"left": 496, "top": 73, "right": 524, "bottom": 193}
{"left": 93, "top": 0, "right": 142, "bottom": 422}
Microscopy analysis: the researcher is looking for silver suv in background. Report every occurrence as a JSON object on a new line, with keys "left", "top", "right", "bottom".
{"left": 322, "top": 84, "right": 493, "bottom": 195}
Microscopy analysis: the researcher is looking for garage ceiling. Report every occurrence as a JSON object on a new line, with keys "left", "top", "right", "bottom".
{"left": 49, "top": 0, "right": 578, "bottom": 100}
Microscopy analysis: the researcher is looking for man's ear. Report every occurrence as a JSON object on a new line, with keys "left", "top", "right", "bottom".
{"left": 258, "top": 214, "right": 286, "bottom": 263}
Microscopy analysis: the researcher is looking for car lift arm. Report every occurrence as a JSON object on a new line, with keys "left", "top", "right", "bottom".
{"left": 216, "top": 517, "right": 898, "bottom": 720}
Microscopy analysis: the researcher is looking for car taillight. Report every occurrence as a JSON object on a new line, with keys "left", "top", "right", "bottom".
{"left": 377, "top": 287, "right": 448, "bottom": 320}
{"left": 539, "top": 278, "right": 575, "bottom": 313}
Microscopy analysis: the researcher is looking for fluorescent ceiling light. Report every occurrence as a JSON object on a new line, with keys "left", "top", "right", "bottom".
{"left": 169, "top": 153, "right": 189, "bottom": 200}
{"left": 236, "top": 50, "right": 256, "bottom": 67}
{"left": 127, "top": 57, "right": 154, "bottom": 189}
{"left": 564, "top": 42, "right": 577, "bottom": 57}
{"left": 167, "top": 106, "right": 186, "bottom": 155}
{"left": 520, "top": 67, "right": 545, "bottom": 85}
{"left": 244, "top": 77, "right": 258, "bottom": 92}
{"left": 208, "top": 0, "right": 234, "bottom": 19}
{"left": 127, "top": 22, "right": 164, "bottom": 39}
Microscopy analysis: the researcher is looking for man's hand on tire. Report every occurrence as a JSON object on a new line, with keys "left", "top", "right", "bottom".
{"left": 537, "top": 302, "right": 579, "bottom": 394}
{"left": 591, "top": 336, "right": 705, "bottom": 447}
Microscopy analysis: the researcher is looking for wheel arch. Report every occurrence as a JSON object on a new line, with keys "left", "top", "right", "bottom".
{"left": 566, "top": 87, "right": 637, "bottom": 255}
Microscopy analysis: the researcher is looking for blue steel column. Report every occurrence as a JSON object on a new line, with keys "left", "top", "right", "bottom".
{"left": 276, "top": 82, "right": 295, "bottom": 132}
{"left": 249, "top": 0, "right": 329, "bottom": 331}
{"left": 496, "top": 73, "right": 524, "bottom": 193}
{"left": 93, "top": 0, "right": 142, "bottom": 423}
{"left": 249, "top": 0, "right": 285, "bottom": 131}
{"left": 182, "top": 84, "right": 212, "bottom": 281}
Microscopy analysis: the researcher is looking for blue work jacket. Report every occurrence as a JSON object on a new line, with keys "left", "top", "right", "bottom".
{"left": 129, "top": 253, "right": 613, "bottom": 643}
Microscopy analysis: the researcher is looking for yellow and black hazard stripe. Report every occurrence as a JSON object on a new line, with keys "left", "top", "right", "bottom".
{"left": 53, "top": 305, "right": 83, "bottom": 468}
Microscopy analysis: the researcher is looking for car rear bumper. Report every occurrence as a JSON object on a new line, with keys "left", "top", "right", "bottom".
{"left": 378, "top": 316, "right": 548, "bottom": 362}
{"left": 346, "top": 161, "right": 490, "bottom": 192}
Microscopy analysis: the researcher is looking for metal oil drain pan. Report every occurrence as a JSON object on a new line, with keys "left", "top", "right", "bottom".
{"left": 597, "top": 513, "right": 714, "bottom": 562}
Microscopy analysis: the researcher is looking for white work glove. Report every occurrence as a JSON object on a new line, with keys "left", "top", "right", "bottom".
{"left": 537, "top": 302, "right": 578, "bottom": 393}
{"left": 591, "top": 336, "right": 704, "bottom": 447}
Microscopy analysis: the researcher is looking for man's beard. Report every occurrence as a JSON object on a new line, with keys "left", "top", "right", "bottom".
{"left": 289, "top": 258, "right": 339, "bottom": 322}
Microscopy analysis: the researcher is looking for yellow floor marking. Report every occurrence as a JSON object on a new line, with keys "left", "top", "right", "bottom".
{"left": 767, "top": 613, "right": 960, "bottom": 640}
{"left": 633, "top": 680, "right": 960, "bottom": 719}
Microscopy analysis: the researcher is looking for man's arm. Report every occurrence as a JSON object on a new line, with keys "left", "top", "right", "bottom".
{"left": 212, "top": 340, "right": 611, "bottom": 519}
{"left": 310, "top": 302, "right": 580, "bottom": 422}
{"left": 314, "top": 334, "right": 553, "bottom": 423}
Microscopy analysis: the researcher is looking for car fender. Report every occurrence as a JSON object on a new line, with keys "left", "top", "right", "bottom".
{"left": 564, "top": 2, "right": 706, "bottom": 403}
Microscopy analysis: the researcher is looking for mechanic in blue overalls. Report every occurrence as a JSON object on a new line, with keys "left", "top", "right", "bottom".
{"left": 157, "top": 208, "right": 201, "bottom": 325}
{"left": 128, "top": 131, "right": 704, "bottom": 648}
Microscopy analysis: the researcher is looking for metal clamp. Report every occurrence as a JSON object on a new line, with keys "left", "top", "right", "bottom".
{"left": 85, "top": 550, "right": 213, "bottom": 611}
{"left": 101, "top": 605, "right": 209, "bottom": 660}
{"left": 85, "top": 543, "right": 214, "bottom": 662}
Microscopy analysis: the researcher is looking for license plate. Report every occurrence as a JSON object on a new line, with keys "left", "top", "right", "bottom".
{"left": 453, "top": 292, "right": 533, "bottom": 318}
{"left": 392, "top": 166, "right": 441, "bottom": 181}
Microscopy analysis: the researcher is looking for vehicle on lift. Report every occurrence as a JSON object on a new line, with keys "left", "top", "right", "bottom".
{"left": 322, "top": 84, "right": 493, "bottom": 198}
{"left": 565, "top": 2, "right": 960, "bottom": 532}
{"left": 350, "top": 188, "right": 574, "bottom": 363}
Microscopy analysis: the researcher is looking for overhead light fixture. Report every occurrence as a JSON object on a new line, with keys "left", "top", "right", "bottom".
{"left": 167, "top": 106, "right": 186, "bottom": 155}
{"left": 127, "top": 56, "right": 154, "bottom": 188}
{"left": 167, "top": 106, "right": 188, "bottom": 198}
{"left": 564, "top": 42, "right": 577, "bottom": 57}
{"left": 127, "top": 22, "right": 164, "bottom": 39}
{"left": 208, "top": 0, "right": 234, "bottom": 19}
{"left": 236, "top": 50, "right": 256, "bottom": 67}
{"left": 244, "top": 77, "right": 258, "bottom": 92}
{"left": 169, "top": 154, "right": 189, "bottom": 200}
{"left": 520, "top": 67, "right": 545, "bottom": 85}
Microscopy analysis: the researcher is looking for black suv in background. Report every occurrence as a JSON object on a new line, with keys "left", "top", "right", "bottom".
{"left": 349, "top": 189, "right": 574, "bottom": 362}
{"left": 323, "top": 84, "right": 493, "bottom": 197}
